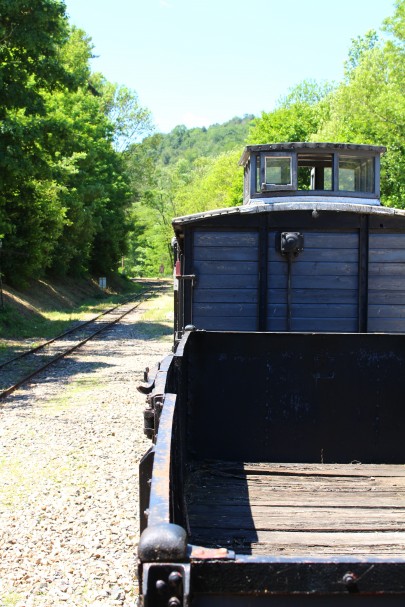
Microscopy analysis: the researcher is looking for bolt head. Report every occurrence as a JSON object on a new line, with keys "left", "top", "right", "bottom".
{"left": 343, "top": 572, "right": 357, "bottom": 586}
{"left": 168, "top": 571, "right": 182, "bottom": 586}
{"left": 156, "top": 579, "right": 167, "bottom": 593}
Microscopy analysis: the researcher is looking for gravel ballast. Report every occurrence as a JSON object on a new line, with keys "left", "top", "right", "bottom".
{"left": 0, "top": 295, "right": 172, "bottom": 607}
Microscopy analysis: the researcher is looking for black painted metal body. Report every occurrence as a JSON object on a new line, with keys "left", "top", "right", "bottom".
{"left": 172, "top": 204, "right": 405, "bottom": 338}
{"left": 138, "top": 144, "right": 405, "bottom": 605}
{"left": 138, "top": 330, "right": 405, "bottom": 605}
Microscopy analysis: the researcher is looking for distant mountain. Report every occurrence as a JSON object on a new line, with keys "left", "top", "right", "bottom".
{"left": 147, "top": 115, "right": 255, "bottom": 166}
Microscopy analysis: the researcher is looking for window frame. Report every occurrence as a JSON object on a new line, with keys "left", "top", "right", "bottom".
{"left": 337, "top": 154, "right": 376, "bottom": 195}
{"left": 260, "top": 152, "right": 297, "bottom": 192}
{"left": 245, "top": 148, "right": 380, "bottom": 200}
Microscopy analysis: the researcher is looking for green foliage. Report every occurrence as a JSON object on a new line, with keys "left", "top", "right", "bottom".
{"left": 0, "top": 0, "right": 70, "bottom": 119}
{"left": 174, "top": 150, "right": 243, "bottom": 217}
{"left": 248, "top": 80, "right": 333, "bottom": 144}
{"left": 0, "top": 3, "right": 150, "bottom": 283}
{"left": 123, "top": 117, "right": 251, "bottom": 276}
{"left": 0, "top": 2, "right": 73, "bottom": 283}
{"left": 2, "top": 0, "right": 405, "bottom": 283}
{"left": 97, "top": 79, "right": 154, "bottom": 152}
{"left": 383, "top": 0, "right": 405, "bottom": 42}
{"left": 344, "top": 30, "right": 379, "bottom": 78}
{"left": 315, "top": 0, "right": 405, "bottom": 206}
{"left": 150, "top": 115, "right": 254, "bottom": 166}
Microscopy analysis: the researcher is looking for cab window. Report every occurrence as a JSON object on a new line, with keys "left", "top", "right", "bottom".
{"left": 297, "top": 153, "right": 333, "bottom": 191}
{"left": 265, "top": 156, "right": 292, "bottom": 186}
{"left": 339, "top": 156, "right": 374, "bottom": 192}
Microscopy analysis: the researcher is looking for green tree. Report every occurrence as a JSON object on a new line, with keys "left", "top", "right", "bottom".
{"left": 174, "top": 150, "right": 243, "bottom": 217}
{"left": 95, "top": 78, "right": 153, "bottom": 152}
{"left": 315, "top": 1, "right": 405, "bottom": 205}
{"left": 124, "top": 115, "right": 252, "bottom": 276}
{"left": 248, "top": 80, "right": 332, "bottom": 144}
{"left": 124, "top": 149, "right": 244, "bottom": 277}
{"left": 344, "top": 30, "right": 379, "bottom": 77}
{"left": 45, "top": 29, "right": 138, "bottom": 276}
{"left": 0, "top": 0, "right": 72, "bottom": 282}
{"left": 0, "top": 0, "right": 70, "bottom": 120}
{"left": 0, "top": 8, "right": 147, "bottom": 282}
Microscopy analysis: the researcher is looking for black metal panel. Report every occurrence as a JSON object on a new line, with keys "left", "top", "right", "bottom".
{"left": 194, "top": 247, "right": 258, "bottom": 261}
{"left": 194, "top": 289, "right": 258, "bottom": 304}
{"left": 190, "top": 558, "right": 405, "bottom": 596}
{"left": 268, "top": 288, "right": 358, "bottom": 304}
{"left": 268, "top": 303, "right": 356, "bottom": 318}
{"left": 369, "top": 216, "right": 405, "bottom": 230}
{"left": 178, "top": 208, "right": 405, "bottom": 337}
{"left": 269, "top": 274, "right": 358, "bottom": 289}
{"left": 192, "top": 596, "right": 405, "bottom": 607}
{"left": 183, "top": 227, "right": 194, "bottom": 328}
{"left": 192, "top": 316, "right": 257, "bottom": 331}
{"left": 178, "top": 210, "right": 361, "bottom": 234}
{"left": 185, "top": 331, "right": 405, "bottom": 463}
{"left": 196, "top": 274, "right": 258, "bottom": 289}
{"left": 358, "top": 215, "right": 369, "bottom": 332}
{"left": 194, "top": 260, "right": 258, "bottom": 275}
{"left": 266, "top": 317, "right": 358, "bottom": 332}
{"left": 194, "top": 231, "right": 259, "bottom": 247}
{"left": 267, "top": 211, "right": 361, "bottom": 230}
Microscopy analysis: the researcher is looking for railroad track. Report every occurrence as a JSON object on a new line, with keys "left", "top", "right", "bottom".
{"left": 0, "top": 283, "right": 169, "bottom": 400}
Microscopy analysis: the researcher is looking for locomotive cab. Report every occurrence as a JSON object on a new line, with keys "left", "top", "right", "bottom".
{"left": 240, "top": 142, "right": 384, "bottom": 205}
{"left": 172, "top": 141, "right": 405, "bottom": 339}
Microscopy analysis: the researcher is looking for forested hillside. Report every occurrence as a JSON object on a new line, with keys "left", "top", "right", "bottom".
{"left": 1, "top": 1, "right": 405, "bottom": 282}
{"left": 0, "top": 0, "right": 152, "bottom": 285}
{"left": 125, "top": 0, "right": 405, "bottom": 277}
{"left": 122, "top": 117, "right": 253, "bottom": 275}
{"left": 151, "top": 116, "right": 254, "bottom": 166}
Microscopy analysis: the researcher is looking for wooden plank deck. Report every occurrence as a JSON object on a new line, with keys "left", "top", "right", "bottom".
{"left": 186, "top": 461, "right": 405, "bottom": 557}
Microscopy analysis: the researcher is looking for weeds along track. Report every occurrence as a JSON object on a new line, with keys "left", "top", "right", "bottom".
{"left": 0, "top": 282, "right": 170, "bottom": 400}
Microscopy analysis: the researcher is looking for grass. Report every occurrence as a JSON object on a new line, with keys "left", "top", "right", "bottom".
{"left": 0, "top": 284, "right": 145, "bottom": 361}
{"left": 0, "top": 434, "right": 92, "bottom": 511}
{"left": 0, "top": 294, "right": 137, "bottom": 339}
{"left": 42, "top": 376, "right": 102, "bottom": 413}
{"left": 136, "top": 293, "right": 174, "bottom": 341}
{"left": 0, "top": 281, "right": 174, "bottom": 361}
{"left": 1, "top": 592, "right": 24, "bottom": 606}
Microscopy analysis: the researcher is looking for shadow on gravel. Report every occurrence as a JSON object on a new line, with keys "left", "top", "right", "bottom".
{"left": 94, "top": 320, "right": 173, "bottom": 341}
{"left": 3, "top": 359, "right": 113, "bottom": 409}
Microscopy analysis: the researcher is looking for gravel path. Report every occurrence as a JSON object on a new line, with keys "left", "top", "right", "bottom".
{"left": 0, "top": 292, "right": 172, "bottom": 607}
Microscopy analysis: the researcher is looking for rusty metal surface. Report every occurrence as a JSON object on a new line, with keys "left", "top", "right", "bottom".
{"left": 188, "top": 546, "right": 235, "bottom": 560}
{"left": 147, "top": 393, "right": 177, "bottom": 526}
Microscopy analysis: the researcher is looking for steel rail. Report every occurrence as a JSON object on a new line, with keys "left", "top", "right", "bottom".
{"left": 0, "top": 285, "right": 167, "bottom": 400}
{"left": 0, "top": 292, "right": 148, "bottom": 371}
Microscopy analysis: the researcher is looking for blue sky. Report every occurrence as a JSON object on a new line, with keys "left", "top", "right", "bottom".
{"left": 64, "top": 0, "right": 396, "bottom": 134}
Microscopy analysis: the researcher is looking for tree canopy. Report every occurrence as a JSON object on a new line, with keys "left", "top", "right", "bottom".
{"left": 314, "top": 1, "right": 405, "bottom": 206}
{"left": 0, "top": 1, "right": 152, "bottom": 284}
{"left": 125, "top": 0, "right": 405, "bottom": 276}
{"left": 2, "top": 0, "right": 405, "bottom": 281}
{"left": 123, "top": 118, "right": 250, "bottom": 276}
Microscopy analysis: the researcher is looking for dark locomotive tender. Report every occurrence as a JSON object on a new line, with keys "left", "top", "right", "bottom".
{"left": 138, "top": 143, "right": 405, "bottom": 606}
